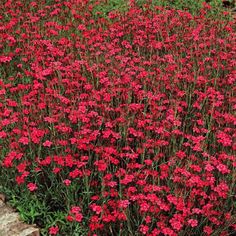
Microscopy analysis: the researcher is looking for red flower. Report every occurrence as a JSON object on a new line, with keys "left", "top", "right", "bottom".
{"left": 0, "top": 131, "right": 7, "bottom": 138}
{"left": 216, "top": 164, "right": 230, "bottom": 174}
{"left": 0, "top": 56, "right": 12, "bottom": 63}
{"left": 75, "top": 213, "right": 83, "bottom": 222}
{"left": 43, "top": 140, "right": 53, "bottom": 147}
{"left": 52, "top": 167, "right": 61, "bottom": 174}
{"left": 27, "top": 183, "right": 37, "bottom": 192}
{"left": 16, "top": 175, "right": 25, "bottom": 185}
{"left": 91, "top": 204, "right": 103, "bottom": 215}
{"left": 175, "top": 150, "right": 186, "bottom": 159}
{"left": 162, "top": 227, "right": 177, "bottom": 236}
{"left": 139, "top": 224, "right": 149, "bottom": 235}
{"left": 19, "top": 137, "right": 29, "bottom": 145}
{"left": 214, "top": 181, "right": 229, "bottom": 198}
{"left": 63, "top": 179, "right": 71, "bottom": 186}
{"left": 49, "top": 226, "right": 59, "bottom": 235}
{"left": 203, "top": 226, "right": 213, "bottom": 235}
{"left": 94, "top": 160, "right": 107, "bottom": 172}
{"left": 66, "top": 215, "right": 74, "bottom": 222}
{"left": 16, "top": 162, "right": 27, "bottom": 173}
{"left": 169, "top": 214, "right": 184, "bottom": 231}
{"left": 187, "top": 219, "right": 198, "bottom": 227}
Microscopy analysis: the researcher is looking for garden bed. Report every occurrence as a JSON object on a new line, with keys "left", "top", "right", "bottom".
{"left": 0, "top": 0, "right": 235, "bottom": 235}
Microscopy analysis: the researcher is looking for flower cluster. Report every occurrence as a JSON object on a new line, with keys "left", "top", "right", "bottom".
{"left": 0, "top": 0, "right": 235, "bottom": 235}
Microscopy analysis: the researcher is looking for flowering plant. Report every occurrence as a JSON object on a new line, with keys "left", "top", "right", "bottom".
{"left": 0, "top": 0, "right": 235, "bottom": 235}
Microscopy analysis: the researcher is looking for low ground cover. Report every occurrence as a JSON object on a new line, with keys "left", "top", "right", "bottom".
{"left": 0, "top": 0, "right": 235, "bottom": 235}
